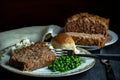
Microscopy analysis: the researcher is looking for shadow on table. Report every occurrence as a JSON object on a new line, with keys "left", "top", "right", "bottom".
{"left": 0, "top": 66, "right": 88, "bottom": 80}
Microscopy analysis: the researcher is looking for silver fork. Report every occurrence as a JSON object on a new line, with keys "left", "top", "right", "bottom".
{"left": 54, "top": 49, "right": 120, "bottom": 61}
{"left": 100, "top": 48, "right": 116, "bottom": 80}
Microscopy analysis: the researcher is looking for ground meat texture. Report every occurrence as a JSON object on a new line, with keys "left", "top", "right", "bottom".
{"left": 65, "top": 32, "right": 107, "bottom": 48}
{"left": 9, "top": 41, "right": 56, "bottom": 71}
{"left": 64, "top": 12, "right": 109, "bottom": 38}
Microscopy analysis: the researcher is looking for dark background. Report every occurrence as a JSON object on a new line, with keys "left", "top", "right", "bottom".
{"left": 0, "top": 0, "right": 119, "bottom": 32}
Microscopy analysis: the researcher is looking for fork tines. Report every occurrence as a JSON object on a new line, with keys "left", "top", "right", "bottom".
{"left": 52, "top": 49, "right": 74, "bottom": 56}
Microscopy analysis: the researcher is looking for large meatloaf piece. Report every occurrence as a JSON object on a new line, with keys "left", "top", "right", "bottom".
{"left": 65, "top": 32, "right": 107, "bottom": 48}
{"left": 9, "top": 41, "right": 56, "bottom": 71}
{"left": 64, "top": 12, "right": 109, "bottom": 38}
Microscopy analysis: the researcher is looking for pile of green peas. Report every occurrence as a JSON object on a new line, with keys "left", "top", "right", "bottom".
{"left": 48, "top": 55, "right": 81, "bottom": 72}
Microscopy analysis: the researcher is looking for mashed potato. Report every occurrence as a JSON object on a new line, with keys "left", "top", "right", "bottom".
{"left": 11, "top": 38, "right": 34, "bottom": 53}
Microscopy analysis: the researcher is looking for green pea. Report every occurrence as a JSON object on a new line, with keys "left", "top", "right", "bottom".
{"left": 48, "top": 55, "right": 81, "bottom": 72}
{"left": 52, "top": 67, "right": 57, "bottom": 72}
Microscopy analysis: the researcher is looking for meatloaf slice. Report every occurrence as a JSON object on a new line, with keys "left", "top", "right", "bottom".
{"left": 9, "top": 41, "right": 56, "bottom": 71}
{"left": 65, "top": 32, "right": 107, "bottom": 48}
{"left": 64, "top": 12, "right": 109, "bottom": 38}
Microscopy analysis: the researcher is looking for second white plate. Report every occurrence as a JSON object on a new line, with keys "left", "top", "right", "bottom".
{"left": 76, "top": 30, "right": 118, "bottom": 50}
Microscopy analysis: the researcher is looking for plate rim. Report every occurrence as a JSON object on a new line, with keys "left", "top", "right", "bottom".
{"left": 105, "top": 30, "right": 118, "bottom": 46}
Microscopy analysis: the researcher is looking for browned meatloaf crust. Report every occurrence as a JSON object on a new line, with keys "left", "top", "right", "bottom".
{"left": 65, "top": 32, "right": 107, "bottom": 48}
{"left": 9, "top": 41, "right": 56, "bottom": 71}
{"left": 64, "top": 12, "right": 109, "bottom": 38}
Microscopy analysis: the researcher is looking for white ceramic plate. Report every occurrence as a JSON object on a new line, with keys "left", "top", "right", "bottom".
{"left": 76, "top": 30, "right": 118, "bottom": 50}
{"left": 105, "top": 30, "right": 118, "bottom": 46}
{"left": 0, "top": 47, "right": 95, "bottom": 77}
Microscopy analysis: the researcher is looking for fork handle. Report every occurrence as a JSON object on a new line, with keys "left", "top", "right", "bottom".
{"left": 76, "top": 54, "right": 120, "bottom": 61}
{"left": 104, "top": 62, "right": 116, "bottom": 80}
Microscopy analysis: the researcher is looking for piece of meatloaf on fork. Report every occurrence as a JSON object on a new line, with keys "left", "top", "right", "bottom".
{"left": 9, "top": 41, "right": 56, "bottom": 71}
